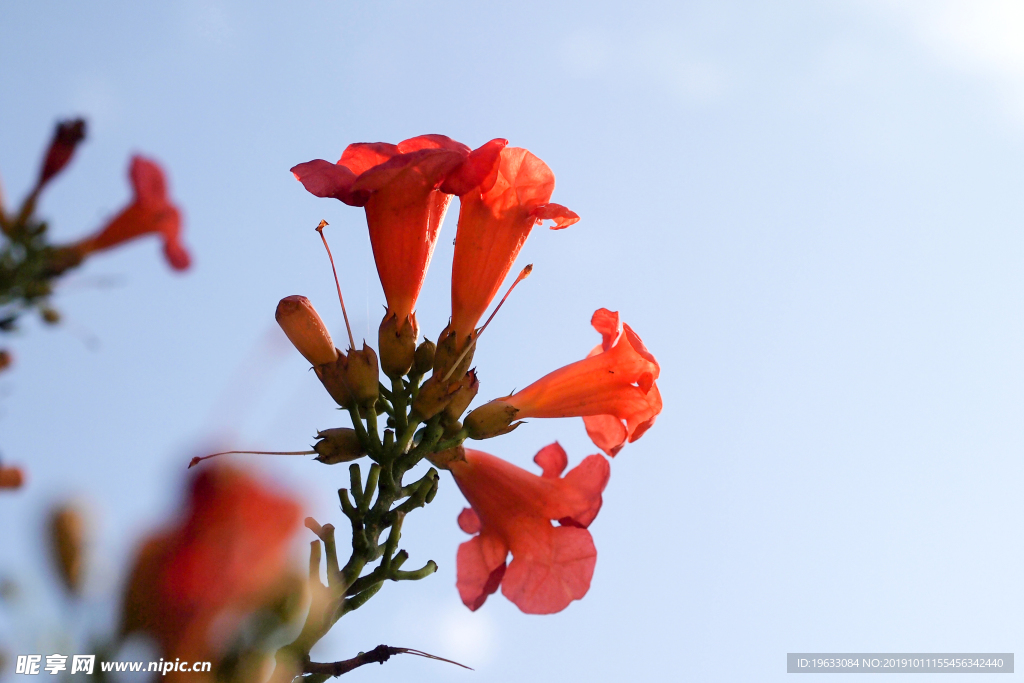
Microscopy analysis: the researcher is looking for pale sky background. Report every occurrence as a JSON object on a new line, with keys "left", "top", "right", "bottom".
{"left": 1, "top": 1, "right": 1023, "bottom": 681}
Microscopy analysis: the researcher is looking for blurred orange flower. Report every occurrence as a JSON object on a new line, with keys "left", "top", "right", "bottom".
{"left": 0, "top": 465, "right": 25, "bottom": 490}
{"left": 122, "top": 466, "right": 301, "bottom": 672}
{"left": 451, "top": 443, "right": 609, "bottom": 614}
{"left": 73, "top": 156, "right": 190, "bottom": 270}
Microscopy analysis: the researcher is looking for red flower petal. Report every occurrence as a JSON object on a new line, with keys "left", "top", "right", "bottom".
{"left": 590, "top": 307, "right": 621, "bottom": 352}
{"left": 163, "top": 236, "right": 191, "bottom": 271}
{"left": 583, "top": 414, "right": 627, "bottom": 457}
{"left": 457, "top": 506, "right": 481, "bottom": 534}
{"left": 290, "top": 160, "right": 359, "bottom": 203}
{"left": 529, "top": 202, "right": 580, "bottom": 230}
{"left": 440, "top": 138, "right": 507, "bottom": 195}
{"left": 500, "top": 525, "right": 596, "bottom": 615}
{"left": 450, "top": 446, "right": 608, "bottom": 614}
{"left": 456, "top": 534, "right": 508, "bottom": 611}
{"left": 533, "top": 441, "right": 568, "bottom": 479}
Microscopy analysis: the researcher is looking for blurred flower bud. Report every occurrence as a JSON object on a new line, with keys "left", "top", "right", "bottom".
{"left": 276, "top": 296, "right": 338, "bottom": 366}
{"left": 464, "top": 400, "right": 520, "bottom": 439}
{"left": 49, "top": 504, "right": 87, "bottom": 594}
{"left": 443, "top": 370, "right": 479, "bottom": 424}
{"left": 41, "top": 246, "right": 85, "bottom": 278}
{"left": 344, "top": 343, "right": 379, "bottom": 408}
{"left": 413, "top": 338, "right": 436, "bottom": 376}
{"left": 378, "top": 312, "right": 417, "bottom": 378}
{"left": 40, "top": 308, "right": 60, "bottom": 325}
{"left": 411, "top": 375, "right": 460, "bottom": 421}
{"left": 314, "top": 353, "right": 354, "bottom": 409}
{"left": 37, "top": 119, "right": 86, "bottom": 191}
{"left": 0, "top": 350, "right": 11, "bottom": 372}
{"left": 432, "top": 324, "right": 474, "bottom": 379}
{"left": 0, "top": 466, "right": 24, "bottom": 489}
{"left": 313, "top": 428, "right": 365, "bottom": 464}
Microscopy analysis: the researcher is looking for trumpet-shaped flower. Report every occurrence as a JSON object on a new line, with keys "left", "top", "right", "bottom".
{"left": 579, "top": 308, "right": 662, "bottom": 456}
{"left": 122, "top": 466, "right": 301, "bottom": 666}
{"left": 464, "top": 309, "right": 661, "bottom": 456}
{"left": 450, "top": 443, "right": 610, "bottom": 614}
{"left": 291, "top": 135, "right": 505, "bottom": 327}
{"left": 449, "top": 147, "right": 578, "bottom": 347}
{"left": 72, "top": 156, "right": 190, "bottom": 270}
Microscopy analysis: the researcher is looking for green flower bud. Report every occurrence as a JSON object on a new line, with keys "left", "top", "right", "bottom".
{"left": 411, "top": 375, "right": 460, "bottom": 421}
{"left": 432, "top": 324, "right": 474, "bottom": 379}
{"left": 344, "top": 343, "right": 380, "bottom": 408}
{"left": 443, "top": 370, "right": 479, "bottom": 423}
{"left": 464, "top": 400, "right": 520, "bottom": 439}
{"left": 315, "top": 352, "right": 354, "bottom": 409}
{"left": 313, "top": 428, "right": 366, "bottom": 464}
{"left": 378, "top": 312, "right": 417, "bottom": 378}
{"left": 426, "top": 445, "right": 467, "bottom": 470}
{"left": 413, "top": 338, "right": 436, "bottom": 376}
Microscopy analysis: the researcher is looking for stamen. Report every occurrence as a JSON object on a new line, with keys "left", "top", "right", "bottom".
{"left": 188, "top": 449, "right": 314, "bottom": 469}
{"left": 315, "top": 220, "right": 356, "bottom": 350}
{"left": 442, "top": 264, "right": 532, "bottom": 382}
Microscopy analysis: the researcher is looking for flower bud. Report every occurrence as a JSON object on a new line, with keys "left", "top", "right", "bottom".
{"left": 426, "top": 445, "right": 467, "bottom": 470}
{"left": 464, "top": 400, "right": 520, "bottom": 439}
{"left": 313, "top": 428, "right": 365, "bottom": 464}
{"left": 49, "top": 504, "right": 87, "bottom": 594}
{"left": 411, "top": 375, "right": 460, "bottom": 421}
{"left": 38, "top": 119, "right": 86, "bottom": 190}
{"left": 413, "top": 338, "right": 436, "bottom": 376}
{"left": 314, "top": 353, "right": 354, "bottom": 409}
{"left": 0, "top": 350, "right": 11, "bottom": 373}
{"left": 276, "top": 296, "right": 339, "bottom": 367}
{"left": 41, "top": 246, "right": 85, "bottom": 278}
{"left": 432, "top": 324, "right": 474, "bottom": 379}
{"left": 344, "top": 343, "right": 380, "bottom": 408}
{"left": 41, "top": 308, "right": 60, "bottom": 325}
{"left": 443, "top": 370, "right": 479, "bottom": 423}
{"left": 378, "top": 312, "right": 417, "bottom": 378}
{"left": 0, "top": 466, "right": 24, "bottom": 489}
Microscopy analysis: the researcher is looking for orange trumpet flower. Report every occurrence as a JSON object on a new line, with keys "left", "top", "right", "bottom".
{"left": 449, "top": 146, "right": 578, "bottom": 348}
{"left": 72, "top": 156, "right": 190, "bottom": 270}
{"left": 464, "top": 309, "right": 661, "bottom": 456}
{"left": 451, "top": 443, "right": 609, "bottom": 614}
{"left": 291, "top": 135, "right": 506, "bottom": 328}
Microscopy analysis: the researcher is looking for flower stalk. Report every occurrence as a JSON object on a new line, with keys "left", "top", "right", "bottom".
{"left": 274, "top": 362, "right": 466, "bottom": 678}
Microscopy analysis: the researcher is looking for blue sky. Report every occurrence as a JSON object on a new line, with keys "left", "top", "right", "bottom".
{"left": 2, "top": 1, "right": 1023, "bottom": 681}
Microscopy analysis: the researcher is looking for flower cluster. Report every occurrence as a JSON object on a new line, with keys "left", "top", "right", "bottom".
{"left": 282, "top": 133, "right": 662, "bottom": 619}
{"left": 1, "top": 117, "right": 192, "bottom": 492}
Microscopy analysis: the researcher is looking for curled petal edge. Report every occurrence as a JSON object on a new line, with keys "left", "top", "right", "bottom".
{"left": 530, "top": 202, "right": 580, "bottom": 230}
